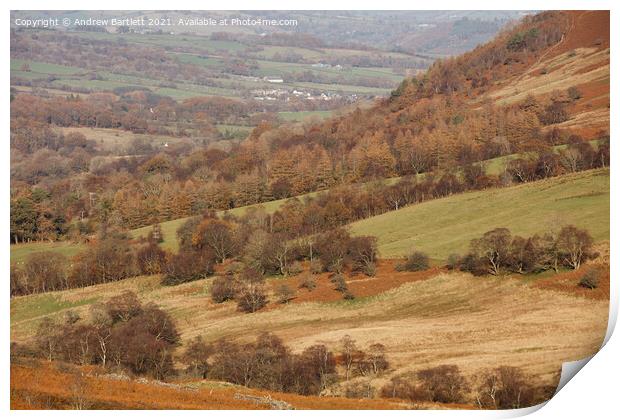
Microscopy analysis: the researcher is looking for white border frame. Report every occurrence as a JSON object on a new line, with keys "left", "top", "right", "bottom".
{"left": 3, "top": 1, "right": 616, "bottom": 419}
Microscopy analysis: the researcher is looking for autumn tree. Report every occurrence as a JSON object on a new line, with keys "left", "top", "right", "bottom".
{"left": 348, "top": 236, "right": 378, "bottom": 276}
{"left": 475, "top": 366, "right": 537, "bottom": 409}
{"left": 192, "top": 218, "right": 237, "bottom": 263}
{"left": 136, "top": 241, "right": 167, "bottom": 275}
{"left": 18, "top": 251, "right": 68, "bottom": 294}
{"left": 162, "top": 248, "right": 215, "bottom": 285}
{"left": 315, "top": 228, "right": 351, "bottom": 273}
{"left": 236, "top": 282, "right": 268, "bottom": 313}
{"left": 339, "top": 335, "right": 362, "bottom": 381}
{"left": 417, "top": 365, "right": 470, "bottom": 404}
{"left": 181, "top": 336, "right": 213, "bottom": 379}
{"left": 470, "top": 228, "right": 512, "bottom": 275}
{"left": 556, "top": 225, "right": 595, "bottom": 269}
{"left": 105, "top": 291, "right": 143, "bottom": 323}
{"left": 210, "top": 275, "right": 238, "bottom": 303}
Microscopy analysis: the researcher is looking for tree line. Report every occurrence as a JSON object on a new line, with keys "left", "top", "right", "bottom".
{"left": 10, "top": 131, "right": 608, "bottom": 245}
{"left": 457, "top": 225, "right": 597, "bottom": 276}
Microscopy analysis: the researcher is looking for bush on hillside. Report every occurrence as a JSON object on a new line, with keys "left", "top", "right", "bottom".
{"left": 396, "top": 250, "right": 430, "bottom": 272}
{"left": 578, "top": 269, "right": 600, "bottom": 289}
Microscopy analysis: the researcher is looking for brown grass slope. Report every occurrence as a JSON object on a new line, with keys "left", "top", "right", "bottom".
{"left": 11, "top": 265, "right": 609, "bottom": 394}
{"left": 11, "top": 360, "right": 415, "bottom": 409}
{"left": 485, "top": 11, "right": 609, "bottom": 137}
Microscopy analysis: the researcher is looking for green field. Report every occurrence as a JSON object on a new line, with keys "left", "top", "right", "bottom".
{"left": 10, "top": 241, "right": 85, "bottom": 264}
{"left": 350, "top": 168, "right": 610, "bottom": 259}
{"left": 482, "top": 140, "right": 602, "bottom": 176}
{"left": 11, "top": 59, "right": 86, "bottom": 76}
{"left": 13, "top": 157, "right": 606, "bottom": 264}
{"left": 216, "top": 124, "right": 252, "bottom": 138}
{"left": 11, "top": 27, "right": 404, "bottom": 101}
{"left": 253, "top": 59, "right": 404, "bottom": 85}
{"left": 278, "top": 110, "right": 333, "bottom": 122}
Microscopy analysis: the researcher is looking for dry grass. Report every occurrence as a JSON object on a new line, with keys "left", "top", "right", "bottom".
{"left": 488, "top": 47, "right": 609, "bottom": 106}
{"left": 478, "top": 11, "right": 609, "bottom": 137}
{"left": 57, "top": 126, "right": 190, "bottom": 153}
{"left": 12, "top": 265, "right": 608, "bottom": 394}
{"left": 11, "top": 360, "right": 412, "bottom": 409}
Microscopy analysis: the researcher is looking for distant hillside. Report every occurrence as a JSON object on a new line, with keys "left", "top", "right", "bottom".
{"left": 483, "top": 11, "right": 610, "bottom": 138}
{"left": 230, "top": 10, "right": 609, "bottom": 208}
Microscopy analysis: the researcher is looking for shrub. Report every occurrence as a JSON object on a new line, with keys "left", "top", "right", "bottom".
{"left": 136, "top": 242, "right": 167, "bottom": 275}
{"left": 236, "top": 283, "right": 268, "bottom": 313}
{"left": 210, "top": 276, "right": 237, "bottom": 303}
{"left": 540, "top": 101, "right": 568, "bottom": 125}
{"left": 316, "top": 228, "right": 351, "bottom": 273}
{"left": 105, "top": 291, "right": 143, "bottom": 323}
{"left": 242, "top": 230, "right": 290, "bottom": 275}
{"left": 310, "top": 259, "right": 322, "bottom": 274}
{"left": 567, "top": 86, "right": 582, "bottom": 101}
{"left": 209, "top": 333, "right": 336, "bottom": 396}
{"left": 345, "top": 380, "right": 376, "bottom": 399}
{"left": 343, "top": 291, "right": 355, "bottom": 300}
{"left": 331, "top": 274, "right": 348, "bottom": 292}
{"left": 64, "top": 310, "right": 81, "bottom": 325}
{"left": 298, "top": 273, "right": 317, "bottom": 291}
{"left": 348, "top": 236, "right": 378, "bottom": 276}
{"left": 108, "top": 303, "right": 180, "bottom": 379}
{"left": 68, "top": 235, "right": 136, "bottom": 288}
{"left": 578, "top": 269, "right": 600, "bottom": 289}
{"left": 363, "top": 261, "right": 377, "bottom": 276}
{"left": 181, "top": 336, "right": 213, "bottom": 379}
{"left": 286, "top": 261, "right": 303, "bottom": 276}
{"left": 380, "top": 375, "right": 422, "bottom": 401}
{"left": 225, "top": 261, "right": 244, "bottom": 275}
{"left": 276, "top": 284, "right": 296, "bottom": 304}
{"left": 19, "top": 251, "right": 68, "bottom": 294}
{"left": 162, "top": 249, "right": 215, "bottom": 285}
{"left": 396, "top": 250, "right": 430, "bottom": 272}
{"left": 239, "top": 266, "right": 264, "bottom": 284}
{"left": 34, "top": 293, "right": 180, "bottom": 380}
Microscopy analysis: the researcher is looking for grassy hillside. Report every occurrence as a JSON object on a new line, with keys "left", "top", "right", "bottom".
{"left": 350, "top": 168, "right": 609, "bottom": 258}
{"left": 10, "top": 241, "right": 85, "bottom": 264}
{"left": 10, "top": 267, "right": 608, "bottom": 390}
{"left": 11, "top": 165, "right": 608, "bottom": 261}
